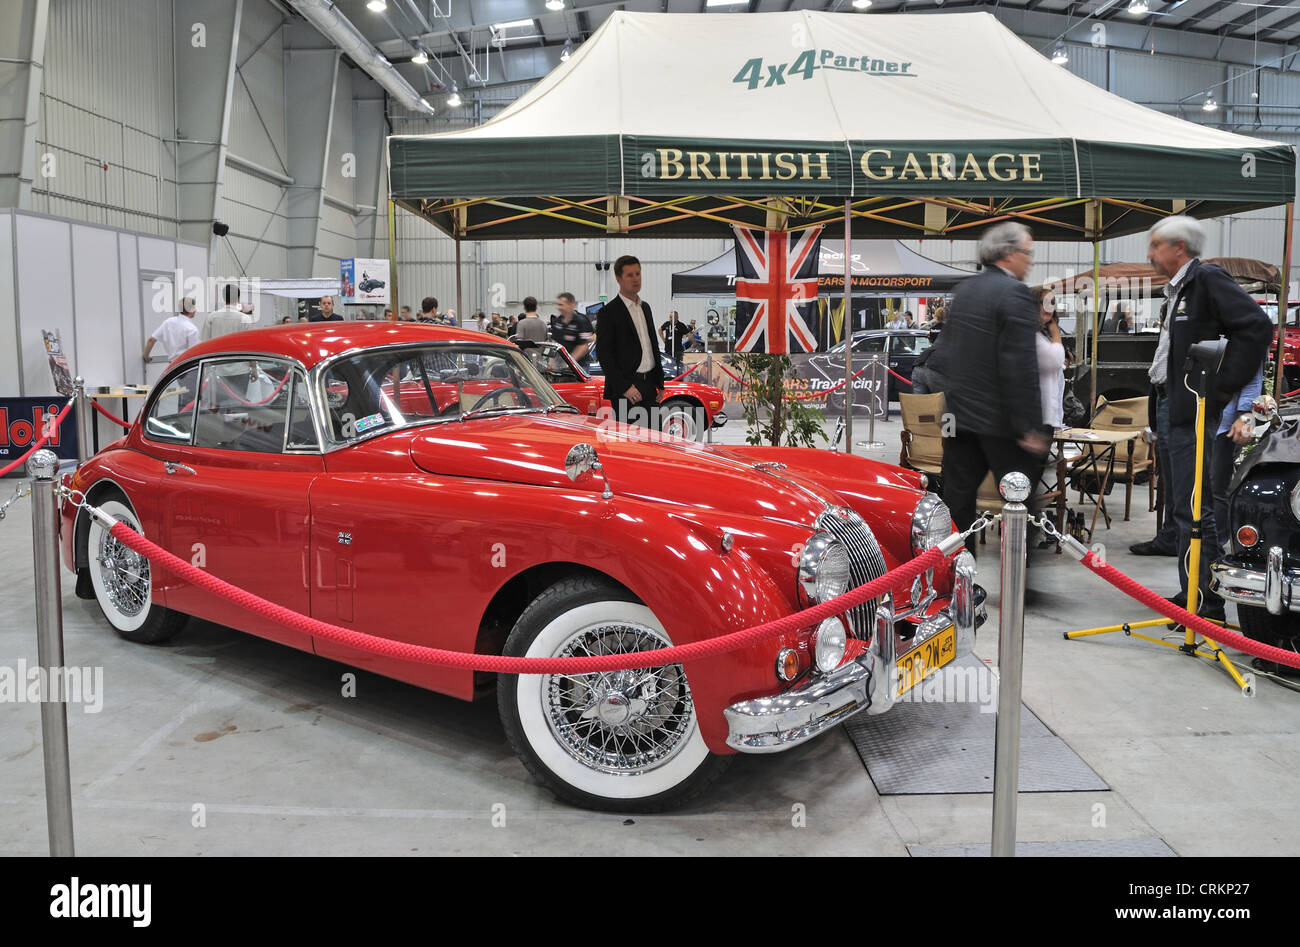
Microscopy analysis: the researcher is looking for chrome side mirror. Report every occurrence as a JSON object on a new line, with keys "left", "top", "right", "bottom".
{"left": 565, "top": 443, "right": 612, "bottom": 499}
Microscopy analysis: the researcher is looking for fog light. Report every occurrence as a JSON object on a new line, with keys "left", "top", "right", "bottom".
{"left": 1237, "top": 525, "right": 1259, "bottom": 548}
{"left": 812, "top": 617, "right": 848, "bottom": 673}
{"left": 776, "top": 648, "right": 800, "bottom": 682}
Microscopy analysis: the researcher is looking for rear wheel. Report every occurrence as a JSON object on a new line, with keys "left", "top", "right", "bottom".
{"left": 498, "top": 575, "right": 729, "bottom": 811}
{"left": 86, "top": 496, "right": 188, "bottom": 644}
{"left": 659, "top": 399, "right": 702, "bottom": 441}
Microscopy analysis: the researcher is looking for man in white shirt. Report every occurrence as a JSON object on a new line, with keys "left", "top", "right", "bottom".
{"left": 202, "top": 284, "right": 254, "bottom": 340}
{"left": 595, "top": 255, "right": 664, "bottom": 427}
{"left": 144, "top": 296, "right": 200, "bottom": 363}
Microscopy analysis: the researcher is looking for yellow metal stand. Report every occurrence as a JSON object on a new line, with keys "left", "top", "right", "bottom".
{"left": 1065, "top": 392, "right": 1254, "bottom": 694}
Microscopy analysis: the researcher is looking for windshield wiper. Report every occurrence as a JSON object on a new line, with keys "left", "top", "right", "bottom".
{"left": 458, "top": 405, "right": 547, "bottom": 423}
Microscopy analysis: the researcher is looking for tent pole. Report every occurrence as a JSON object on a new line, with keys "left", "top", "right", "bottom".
{"left": 1090, "top": 239, "right": 1100, "bottom": 412}
{"left": 456, "top": 238, "right": 464, "bottom": 321}
{"left": 1273, "top": 201, "right": 1294, "bottom": 401}
{"left": 843, "top": 199, "right": 853, "bottom": 453}
{"left": 387, "top": 198, "right": 399, "bottom": 322}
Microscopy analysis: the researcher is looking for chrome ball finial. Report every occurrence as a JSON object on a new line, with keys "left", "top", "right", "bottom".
{"left": 26, "top": 448, "right": 59, "bottom": 480}
{"left": 998, "top": 471, "right": 1032, "bottom": 503}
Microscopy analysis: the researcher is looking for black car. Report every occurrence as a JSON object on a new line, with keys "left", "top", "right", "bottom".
{"left": 1210, "top": 399, "right": 1300, "bottom": 670}
{"left": 358, "top": 277, "right": 386, "bottom": 293}
{"left": 805, "top": 329, "right": 932, "bottom": 412}
{"left": 583, "top": 350, "right": 689, "bottom": 381}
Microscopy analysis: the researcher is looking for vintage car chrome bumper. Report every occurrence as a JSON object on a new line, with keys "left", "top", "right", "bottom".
{"left": 724, "top": 551, "right": 984, "bottom": 753}
{"left": 710, "top": 411, "right": 728, "bottom": 428}
{"left": 1211, "top": 547, "right": 1300, "bottom": 616}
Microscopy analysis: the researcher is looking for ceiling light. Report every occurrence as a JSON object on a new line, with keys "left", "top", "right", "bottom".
{"left": 546, "top": 0, "right": 565, "bottom": 9}
{"left": 851, "top": 0, "right": 873, "bottom": 7}
{"left": 447, "top": 85, "right": 461, "bottom": 108}
{"left": 1127, "top": 0, "right": 1148, "bottom": 14}
{"left": 1051, "top": 45, "right": 1069, "bottom": 65}
{"left": 1203, "top": 94, "right": 1217, "bottom": 112}
{"left": 411, "top": 49, "right": 428, "bottom": 65}
{"left": 366, "top": 0, "right": 386, "bottom": 11}
{"left": 492, "top": 18, "right": 535, "bottom": 30}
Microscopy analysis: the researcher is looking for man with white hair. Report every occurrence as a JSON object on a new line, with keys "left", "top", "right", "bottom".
{"left": 930, "top": 221, "right": 1049, "bottom": 556}
{"left": 1141, "top": 214, "right": 1271, "bottom": 621}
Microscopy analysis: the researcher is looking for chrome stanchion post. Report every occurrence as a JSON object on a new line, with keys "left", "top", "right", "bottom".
{"left": 73, "top": 377, "right": 90, "bottom": 465}
{"left": 28, "top": 448, "right": 75, "bottom": 857}
{"left": 855, "top": 356, "right": 886, "bottom": 450}
{"left": 705, "top": 351, "right": 713, "bottom": 444}
{"left": 991, "top": 471, "right": 1030, "bottom": 857}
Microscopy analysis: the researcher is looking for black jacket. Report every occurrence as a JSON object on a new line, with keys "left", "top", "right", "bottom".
{"left": 1148, "top": 259, "right": 1272, "bottom": 430}
{"left": 927, "top": 267, "right": 1042, "bottom": 439}
{"left": 596, "top": 295, "right": 664, "bottom": 399}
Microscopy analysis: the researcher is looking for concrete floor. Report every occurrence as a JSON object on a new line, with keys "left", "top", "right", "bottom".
{"left": 2, "top": 414, "right": 1298, "bottom": 856}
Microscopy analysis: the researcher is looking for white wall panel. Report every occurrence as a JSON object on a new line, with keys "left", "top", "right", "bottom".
{"left": 0, "top": 213, "right": 18, "bottom": 390}
{"left": 70, "top": 224, "right": 125, "bottom": 387}
{"left": 137, "top": 235, "right": 176, "bottom": 273}
{"left": 118, "top": 234, "right": 144, "bottom": 385}
{"left": 16, "top": 214, "right": 73, "bottom": 396}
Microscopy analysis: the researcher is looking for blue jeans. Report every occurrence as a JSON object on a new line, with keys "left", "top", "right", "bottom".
{"left": 1154, "top": 394, "right": 1177, "bottom": 550}
{"left": 1164, "top": 406, "right": 1223, "bottom": 609}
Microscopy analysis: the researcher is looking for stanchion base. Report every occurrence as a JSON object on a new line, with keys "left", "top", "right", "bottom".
{"left": 855, "top": 440, "right": 886, "bottom": 449}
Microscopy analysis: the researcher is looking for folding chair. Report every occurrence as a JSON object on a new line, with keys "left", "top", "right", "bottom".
{"left": 898, "top": 391, "right": 947, "bottom": 487}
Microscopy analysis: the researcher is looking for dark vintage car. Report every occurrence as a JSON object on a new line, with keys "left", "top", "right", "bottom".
{"left": 804, "top": 329, "right": 932, "bottom": 412}
{"left": 1211, "top": 397, "right": 1300, "bottom": 670}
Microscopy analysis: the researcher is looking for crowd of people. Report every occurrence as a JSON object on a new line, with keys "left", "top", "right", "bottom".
{"left": 915, "top": 217, "right": 1272, "bottom": 617}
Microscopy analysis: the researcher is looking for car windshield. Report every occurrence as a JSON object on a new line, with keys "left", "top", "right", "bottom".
{"left": 319, "top": 342, "right": 569, "bottom": 443}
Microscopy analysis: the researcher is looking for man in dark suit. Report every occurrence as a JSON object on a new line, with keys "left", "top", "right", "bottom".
{"left": 1141, "top": 215, "right": 1271, "bottom": 620}
{"left": 597, "top": 255, "right": 663, "bottom": 427}
{"left": 931, "top": 222, "right": 1049, "bottom": 554}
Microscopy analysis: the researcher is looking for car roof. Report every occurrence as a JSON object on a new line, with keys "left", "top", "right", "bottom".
{"left": 176, "top": 322, "right": 507, "bottom": 371}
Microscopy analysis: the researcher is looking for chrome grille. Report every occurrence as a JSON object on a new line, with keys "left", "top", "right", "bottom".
{"left": 817, "top": 508, "right": 888, "bottom": 641}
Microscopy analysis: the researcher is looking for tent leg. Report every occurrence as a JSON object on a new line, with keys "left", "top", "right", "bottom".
{"left": 843, "top": 198, "right": 853, "bottom": 453}
{"left": 388, "top": 198, "right": 399, "bottom": 321}
{"left": 1090, "top": 239, "right": 1100, "bottom": 412}
{"left": 1274, "top": 201, "right": 1294, "bottom": 401}
{"left": 455, "top": 238, "right": 464, "bottom": 322}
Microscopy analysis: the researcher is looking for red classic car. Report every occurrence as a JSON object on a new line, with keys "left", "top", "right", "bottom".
{"left": 519, "top": 340, "right": 727, "bottom": 440}
{"left": 61, "top": 323, "right": 983, "bottom": 811}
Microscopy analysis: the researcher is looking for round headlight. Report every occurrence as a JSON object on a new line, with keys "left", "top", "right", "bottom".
{"left": 798, "top": 532, "right": 852, "bottom": 604}
{"left": 813, "top": 617, "right": 848, "bottom": 673}
{"left": 1291, "top": 481, "right": 1300, "bottom": 522}
{"left": 911, "top": 493, "right": 955, "bottom": 555}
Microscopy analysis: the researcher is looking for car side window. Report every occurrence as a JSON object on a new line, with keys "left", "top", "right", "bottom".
{"left": 144, "top": 365, "right": 201, "bottom": 443}
{"left": 286, "top": 372, "right": 318, "bottom": 451}
{"left": 193, "top": 359, "right": 294, "bottom": 453}
{"left": 853, "top": 336, "right": 886, "bottom": 355}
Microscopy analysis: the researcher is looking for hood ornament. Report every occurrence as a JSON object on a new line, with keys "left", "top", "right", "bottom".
{"left": 565, "top": 443, "right": 613, "bottom": 499}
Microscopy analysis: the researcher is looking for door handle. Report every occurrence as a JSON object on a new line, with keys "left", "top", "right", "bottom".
{"left": 164, "top": 461, "right": 196, "bottom": 476}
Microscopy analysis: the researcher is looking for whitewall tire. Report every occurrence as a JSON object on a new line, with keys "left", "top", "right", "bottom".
{"left": 86, "top": 496, "right": 187, "bottom": 644}
{"left": 498, "top": 575, "right": 729, "bottom": 811}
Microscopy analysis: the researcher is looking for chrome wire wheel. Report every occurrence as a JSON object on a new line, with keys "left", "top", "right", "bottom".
{"left": 96, "top": 527, "right": 150, "bottom": 620}
{"left": 544, "top": 623, "right": 694, "bottom": 775}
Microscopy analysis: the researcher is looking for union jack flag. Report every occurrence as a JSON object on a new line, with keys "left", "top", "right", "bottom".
{"left": 733, "top": 226, "right": 823, "bottom": 354}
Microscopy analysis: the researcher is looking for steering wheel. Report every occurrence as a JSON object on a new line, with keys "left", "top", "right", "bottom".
{"left": 467, "top": 385, "right": 531, "bottom": 413}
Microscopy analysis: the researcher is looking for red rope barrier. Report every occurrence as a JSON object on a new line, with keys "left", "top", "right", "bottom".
{"left": 886, "top": 367, "right": 913, "bottom": 386}
{"left": 105, "top": 515, "right": 948, "bottom": 674}
{"left": 0, "top": 400, "right": 74, "bottom": 477}
{"left": 217, "top": 371, "right": 292, "bottom": 407}
{"left": 91, "top": 400, "right": 131, "bottom": 429}
{"left": 668, "top": 362, "right": 704, "bottom": 383}
{"left": 1077, "top": 550, "right": 1300, "bottom": 670}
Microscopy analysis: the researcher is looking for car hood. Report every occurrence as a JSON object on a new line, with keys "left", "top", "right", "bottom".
{"left": 408, "top": 414, "right": 836, "bottom": 526}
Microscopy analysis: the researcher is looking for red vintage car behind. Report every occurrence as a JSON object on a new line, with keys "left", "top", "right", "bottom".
{"left": 61, "top": 323, "right": 982, "bottom": 811}
{"left": 519, "top": 339, "right": 727, "bottom": 440}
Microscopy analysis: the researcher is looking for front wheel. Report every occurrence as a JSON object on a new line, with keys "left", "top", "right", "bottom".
{"left": 1237, "top": 604, "right": 1300, "bottom": 653}
{"left": 659, "top": 399, "right": 703, "bottom": 441}
{"left": 498, "top": 575, "right": 729, "bottom": 812}
{"left": 86, "top": 496, "right": 188, "bottom": 644}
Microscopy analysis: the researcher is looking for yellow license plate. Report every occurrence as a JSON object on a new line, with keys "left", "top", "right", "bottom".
{"left": 896, "top": 624, "right": 957, "bottom": 697}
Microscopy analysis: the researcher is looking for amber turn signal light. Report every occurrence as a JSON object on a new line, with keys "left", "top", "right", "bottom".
{"left": 1236, "top": 525, "right": 1259, "bottom": 548}
{"left": 776, "top": 648, "right": 800, "bottom": 682}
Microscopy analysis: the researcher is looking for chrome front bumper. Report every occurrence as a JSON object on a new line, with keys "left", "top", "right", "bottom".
{"left": 724, "top": 550, "right": 984, "bottom": 753}
{"left": 1211, "top": 547, "right": 1300, "bottom": 616}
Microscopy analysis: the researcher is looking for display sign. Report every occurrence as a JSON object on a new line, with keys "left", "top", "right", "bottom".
{"left": 341, "top": 258, "right": 390, "bottom": 305}
{"left": 42, "top": 330, "right": 74, "bottom": 397}
{"left": 0, "top": 398, "right": 77, "bottom": 475}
